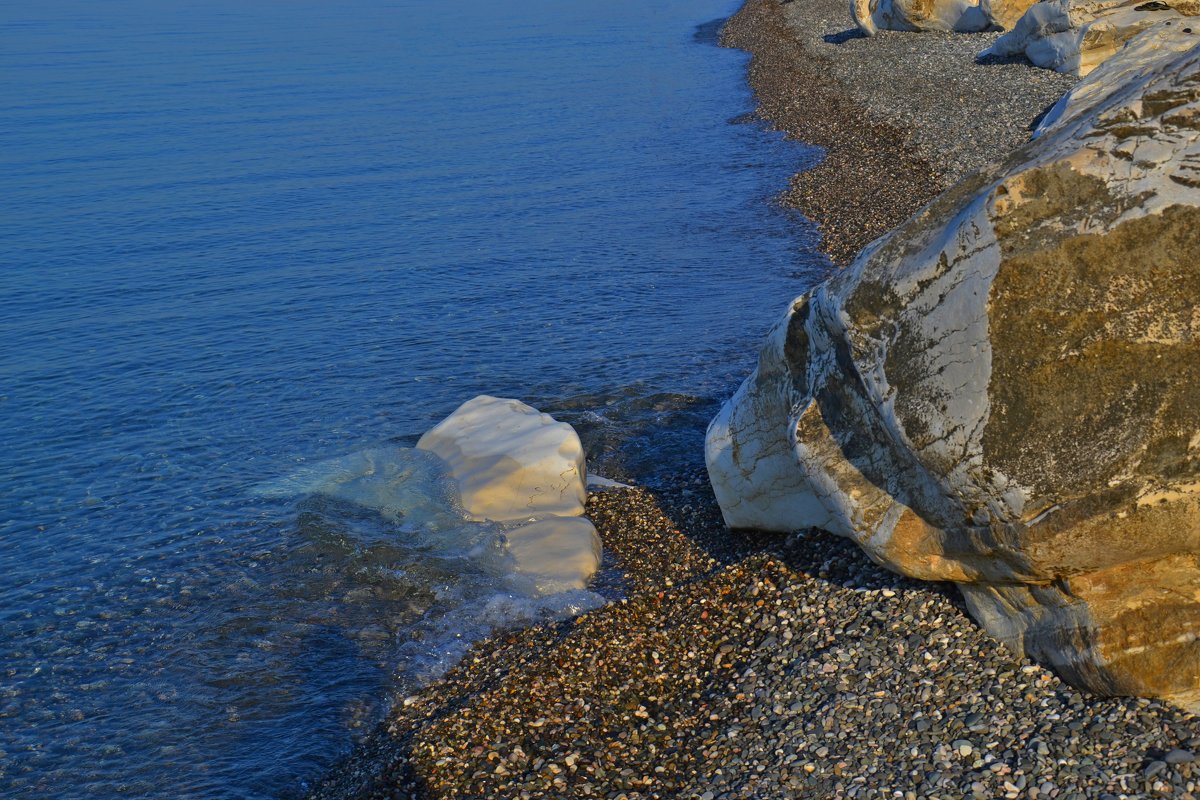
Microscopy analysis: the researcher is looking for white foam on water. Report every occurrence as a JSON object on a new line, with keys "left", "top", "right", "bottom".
{"left": 257, "top": 446, "right": 462, "bottom": 527}
{"left": 393, "top": 586, "right": 606, "bottom": 686}
{"left": 257, "top": 445, "right": 606, "bottom": 687}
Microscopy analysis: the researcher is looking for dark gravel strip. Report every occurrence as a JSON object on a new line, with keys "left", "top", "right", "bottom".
{"left": 721, "top": 0, "right": 947, "bottom": 265}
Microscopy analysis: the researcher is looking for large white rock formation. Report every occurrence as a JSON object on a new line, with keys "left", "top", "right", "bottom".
{"left": 849, "top": 0, "right": 1038, "bottom": 35}
{"left": 983, "top": 0, "right": 1199, "bottom": 75}
{"left": 707, "top": 37, "right": 1200, "bottom": 708}
{"left": 1033, "top": 19, "right": 1200, "bottom": 133}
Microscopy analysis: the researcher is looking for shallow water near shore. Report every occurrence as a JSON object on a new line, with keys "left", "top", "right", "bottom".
{"left": 0, "top": 0, "right": 824, "bottom": 796}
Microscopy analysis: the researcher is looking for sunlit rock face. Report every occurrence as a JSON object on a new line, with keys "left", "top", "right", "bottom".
{"left": 417, "top": 395, "right": 588, "bottom": 522}
{"left": 504, "top": 517, "right": 604, "bottom": 595}
{"left": 707, "top": 39, "right": 1200, "bottom": 709}
{"left": 980, "top": 0, "right": 1041, "bottom": 30}
{"left": 851, "top": 0, "right": 991, "bottom": 35}
{"left": 848, "top": 0, "right": 1038, "bottom": 38}
{"left": 1033, "top": 21, "right": 1200, "bottom": 135}
{"left": 983, "top": 0, "right": 1200, "bottom": 75}
{"left": 417, "top": 395, "right": 599, "bottom": 592}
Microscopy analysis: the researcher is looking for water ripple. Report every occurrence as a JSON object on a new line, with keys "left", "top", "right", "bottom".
{"left": 0, "top": 0, "right": 825, "bottom": 796}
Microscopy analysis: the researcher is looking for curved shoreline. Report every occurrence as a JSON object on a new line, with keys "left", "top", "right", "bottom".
{"left": 307, "top": 3, "right": 1196, "bottom": 798}
{"left": 722, "top": 0, "right": 1074, "bottom": 265}
{"left": 721, "top": 0, "right": 943, "bottom": 265}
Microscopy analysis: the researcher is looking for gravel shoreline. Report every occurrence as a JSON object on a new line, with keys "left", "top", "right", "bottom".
{"left": 723, "top": 0, "right": 1074, "bottom": 264}
{"left": 308, "top": 2, "right": 1197, "bottom": 798}
{"left": 311, "top": 469, "right": 1200, "bottom": 800}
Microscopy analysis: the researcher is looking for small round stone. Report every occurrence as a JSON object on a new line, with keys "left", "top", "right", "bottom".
{"left": 1164, "top": 748, "right": 1195, "bottom": 764}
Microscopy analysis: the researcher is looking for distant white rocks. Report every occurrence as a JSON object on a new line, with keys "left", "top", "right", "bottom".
{"left": 983, "top": 0, "right": 1199, "bottom": 75}
{"left": 981, "top": 0, "right": 1042, "bottom": 31}
{"left": 851, "top": 0, "right": 991, "bottom": 35}
{"left": 848, "top": 0, "right": 1200, "bottom": 82}
{"left": 850, "top": 0, "right": 1036, "bottom": 35}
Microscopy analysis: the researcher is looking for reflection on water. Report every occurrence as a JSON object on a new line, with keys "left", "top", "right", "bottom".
{"left": 0, "top": 0, "right": 825, "bottom": 795}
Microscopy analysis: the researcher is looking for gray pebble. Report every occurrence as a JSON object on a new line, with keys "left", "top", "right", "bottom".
{"left": 1164, "top": 748, "right": 1195, "bottom": 764}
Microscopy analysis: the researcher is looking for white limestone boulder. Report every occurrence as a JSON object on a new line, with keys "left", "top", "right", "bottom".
{"left": 504, "top": 517, "right": 603, "bottom": 594}
{"left": 707, "top": 40, "right": 1200, "bottom": 709}
{"left": 982, "top": 0, "right": 1199, "bottom": 75}
{"left": 1034, "top": 20, "right": 1200, "bottom": 133}
{"left": 852, "top": 0, "right": 991, "bottom": 35}
{"left": 417, "top": 395, "right": 587, "bottom": 522}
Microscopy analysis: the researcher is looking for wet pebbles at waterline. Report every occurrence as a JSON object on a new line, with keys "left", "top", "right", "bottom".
{"left": 311, "top": 470, "right": 1199, "bottom": 799}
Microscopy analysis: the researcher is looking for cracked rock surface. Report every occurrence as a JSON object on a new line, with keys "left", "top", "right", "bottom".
{"left": 708, "top": 35, "right": 1200, "bottom": 709}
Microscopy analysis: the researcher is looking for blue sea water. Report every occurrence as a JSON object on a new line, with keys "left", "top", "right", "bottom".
{"left": 0, "top": 0, "right": 825, "bottom": 796}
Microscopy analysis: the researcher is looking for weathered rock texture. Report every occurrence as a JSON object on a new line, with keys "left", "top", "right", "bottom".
{"left": 983, "top": 0, "right": 1200, "bottom": 75}
{"left": 851, "top": 0, "right": 991, "bottom": 35}
{"left": 707, "top": 37, "right": 1200, "bottom": 708}
{"left": 1033, "top": 19, "right": 1200, "bottom": 134}
{"left": 981, "top": 0, "right": 1042, "bottom": 30}
{"left": 417, "top": 395, "right": 588, "bottom": 522}
{"left": 850, "top": 0, "right": 1037, "bottom": 35}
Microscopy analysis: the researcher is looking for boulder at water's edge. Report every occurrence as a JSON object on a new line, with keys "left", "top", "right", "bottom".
{"left": 707, "top": 37, "right": 1200, "bottom": 709}
{"left": 418, "top": 394, "right": 601, "bottom": 592}
{"left": 417, "top": 395, "right": 587, "bottom": 522}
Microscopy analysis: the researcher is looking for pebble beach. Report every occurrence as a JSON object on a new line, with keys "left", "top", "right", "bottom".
{"left": 308, "top": 1, "right": 1199, "bottom": 798}
{"left": 723, "top": 0, "right": 1075, "bottom": 264}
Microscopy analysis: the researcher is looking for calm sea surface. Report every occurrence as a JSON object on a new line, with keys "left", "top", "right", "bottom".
{"left": 0, "top": 0, "right": 824, "bottom": 796}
